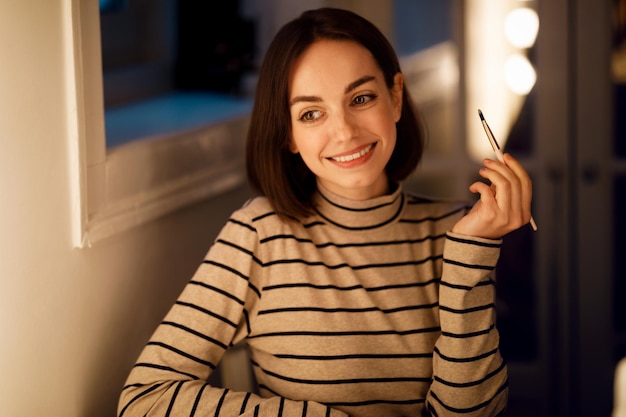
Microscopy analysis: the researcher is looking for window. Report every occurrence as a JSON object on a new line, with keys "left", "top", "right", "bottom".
{"left": 65, "top": 0, "right": 251, "bottom": 248}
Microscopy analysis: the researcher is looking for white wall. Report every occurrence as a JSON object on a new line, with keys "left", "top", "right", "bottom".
{"left": 0, "top": 2, "right": 249, "bottom": 416}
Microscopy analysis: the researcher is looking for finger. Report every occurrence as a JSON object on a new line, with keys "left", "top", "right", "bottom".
{"left": 469, "top": 180, "right": 508, "bottom": 232}
{"left": 484, "top": 157, "right": 522, "bottom": 191}
{"left": 502, "top": 153, "right": 533, "bottom": 222}
{"left": 473, "top": 178, "right": 506, "bottom": 215}
{"left": 478, "top": 164, "right": 513, "bottom": 215}
{"left": 483, "top": 157, "right": 526, "bottom": 224}
{"left": 502, "top": 154, "right": 532, "bottom": 193}
{"left": 469, "top": 180, "right": 495, "bottom": 202}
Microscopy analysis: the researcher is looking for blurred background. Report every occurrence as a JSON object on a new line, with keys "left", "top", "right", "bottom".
{"left": 0, "top": 0, "right": 624, "bottom": 416}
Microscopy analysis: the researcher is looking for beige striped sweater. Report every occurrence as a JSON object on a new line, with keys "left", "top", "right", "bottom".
{"left": 118, "top": 184, "right": 508, "bottom": 417}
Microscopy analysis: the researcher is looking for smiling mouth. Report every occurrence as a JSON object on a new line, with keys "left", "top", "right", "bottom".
{"left": 329, "top": 144, "right": 374, "bottom": 163}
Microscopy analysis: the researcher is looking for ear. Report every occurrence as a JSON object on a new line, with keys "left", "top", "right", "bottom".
{"left": 391, "top": 72, "right": 404, "bottom": 122}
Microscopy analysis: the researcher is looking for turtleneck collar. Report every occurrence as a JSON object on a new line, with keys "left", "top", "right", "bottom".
{"left": 311, "top": 183, "right": 405, "bottom": 231}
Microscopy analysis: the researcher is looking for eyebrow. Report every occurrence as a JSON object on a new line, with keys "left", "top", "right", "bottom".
{"left": 289, "top": 75, "right": 377, "bottom": 106}
{"left": 344, "top": 75, "right": 376, "bottom": 94}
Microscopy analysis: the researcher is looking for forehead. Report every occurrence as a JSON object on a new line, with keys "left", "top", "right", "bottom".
{"left": 289, "top": 39, "right": 383, "bottom": 96}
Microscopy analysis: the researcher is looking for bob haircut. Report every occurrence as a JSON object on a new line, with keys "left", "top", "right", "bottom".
{"left": 246, "top": 7, "right": 425, "bottom": 220}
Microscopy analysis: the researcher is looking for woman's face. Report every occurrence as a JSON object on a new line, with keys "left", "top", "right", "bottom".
{"left": 288, "top": 39, "right": 403, "bottom": 201}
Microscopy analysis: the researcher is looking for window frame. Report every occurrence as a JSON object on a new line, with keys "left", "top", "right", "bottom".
{"left": 65, "top": 0, "right": 249, "bottom": 248}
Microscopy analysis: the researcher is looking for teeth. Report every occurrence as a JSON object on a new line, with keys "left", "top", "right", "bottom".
{"left": 331, "top": 144, "right": 373, "bottom": 162}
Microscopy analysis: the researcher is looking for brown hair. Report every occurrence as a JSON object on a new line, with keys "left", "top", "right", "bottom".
{"left": 246, "top": 7, "right": 425, "bottom": 219}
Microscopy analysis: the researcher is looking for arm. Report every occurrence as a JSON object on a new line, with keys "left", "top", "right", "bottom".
{"left": 425, "top": 232, "right": 508, "bottom": 416}
{"left": 423, "top": 153, "right": 532, "bottom": 415}
{"left": 117, "top": 210, "right": 349, "bottom": 417}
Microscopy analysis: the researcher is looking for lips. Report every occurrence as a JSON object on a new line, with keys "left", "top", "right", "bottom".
{"left": 329, "top": 143, "right": 374, "bottom": 163}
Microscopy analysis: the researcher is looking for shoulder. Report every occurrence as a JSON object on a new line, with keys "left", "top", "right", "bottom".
{"left": 232, "top": 196, "right": 276, "bottom": 221}
{"left": 228, "top": 196, "right": 299, "bottom": 236}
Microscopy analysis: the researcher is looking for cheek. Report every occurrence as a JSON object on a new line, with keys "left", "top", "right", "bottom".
{"left": 363, "top": 110, "right": 397, "bottom": 137}
{"left": 289, "top": 121, "right": 311, "bottom": 155}
{"left": 290, "top": 131, "right": 318, "bottom": 158}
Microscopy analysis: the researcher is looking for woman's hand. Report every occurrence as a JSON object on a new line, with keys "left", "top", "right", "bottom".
{"left": 451, "top": 153, "right": 533, "bottom": 239}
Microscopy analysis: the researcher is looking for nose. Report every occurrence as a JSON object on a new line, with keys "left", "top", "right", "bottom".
{"left": 330, "top": 111, "right": 357, "bottom": 142}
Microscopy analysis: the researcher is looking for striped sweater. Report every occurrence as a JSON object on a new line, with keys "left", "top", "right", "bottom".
{"left": 118, "top": 184, "right": 509, "bottom": 417}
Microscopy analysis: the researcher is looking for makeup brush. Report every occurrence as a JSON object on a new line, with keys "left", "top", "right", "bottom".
{"left": 478, "top": 109, "right": 538, "bottom": 231}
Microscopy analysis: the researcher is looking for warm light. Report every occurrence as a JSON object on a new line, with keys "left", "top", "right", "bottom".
{"left": 464, "top": 0, "right": 538, "bottom": 160}
{"left": 504, "top": 54, "right": 536, "bottom": 95}
{"left": 504, "top": 7, "right": 539, "bottom": 49}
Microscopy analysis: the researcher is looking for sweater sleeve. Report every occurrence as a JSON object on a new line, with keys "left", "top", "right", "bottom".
{"left": 425, "top": 232, "right": 509, "bottom": 417}
{"left": 117, "top": 210, "right": 349, "bottom": 417}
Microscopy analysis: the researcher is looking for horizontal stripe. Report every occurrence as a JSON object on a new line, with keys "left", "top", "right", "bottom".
{"left": 301, "top": 220, "right": 325, "bottom": 228}
{"left": 205, "top": 243, "right": 264, "bottom": 295}
{"left": 259, "top": 233, "right": 446, "bottom": 248}
{"left": 313, "top": 205, "right": 404, "bottom": 231}
{"left": 319, "top": 189, "right": 401, "bottom": 212}
{"left": 248, "top": 326, "right": 441, "bottom": 339}
{"left": 263, "top": 278, "right": 440, "bottom": 292}
{"left": 433, "top": 346, "right": 498, "bottom": 363}
{"left": 188, "top": 280, "right": 245, "bottom": 305}
{"left": 133, "top": 363, "right": 200, "bottom": 380}
{"left": 174, "top": 301, "right": 237, "bottom": 328}
{"left": 440, "top": 279, "right": 493, "bottom": 291}
{"left": 433, "top": 360, "right": 506, "bottom": 388}
{"left": 147, "top": 341, "right": 216, "bottom": 369}
{"left": 274, "top": 352, "right": 433, "bottom": 360}
{"left": 446, "top": 233, "right": 501, "bottom": 248}
{"left": 202, "top": 258, "right": 260, "bottom": 299}
{"left": 253, "top": 361, "right": 432, "bottom": 385}
{"left": 263, "top": 255, "right": 443, "bottom": 270}
{"left": 429, "top": 378, "right": 508, "bottom": 414}
{"left": 441, "top": 323, "right": 495, "bottom": 339}
{"left": 439, "top": 303, "right": 494, "bottom": 314}
{"left": 214, "top": 239, "right": 254, "bottom": 258}
{"left": 227, "top": 218, "right": 257, "bottom": 232}
{"left": 251, "top": 211, "right": 277, "bottom": 222}
{"left": 118, "top": 382, "right": 164, "bottom": 417}
{"left": 161, "top": 321, "right": 228, "bottom": 350}
{"left": 121, "top": 382, "right": 147, "bottom": 391}
{"left": 258, "top": 303, "right": 438, "bottom": 316}
{"left": 442, "top": 258, "right": 494, "bottom": 271}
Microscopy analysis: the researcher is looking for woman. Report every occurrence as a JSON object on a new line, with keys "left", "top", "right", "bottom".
{"left": 118, "top": 8, "right": 531, "bottom": 417}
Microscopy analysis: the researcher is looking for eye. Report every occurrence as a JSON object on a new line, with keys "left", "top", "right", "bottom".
{"left": 299, "top": 109, "right": 323, "bottom": 122}
{"left": 352, "top": 93, "right": 377, "bottom": 106}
